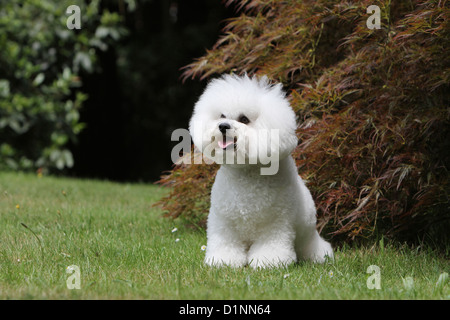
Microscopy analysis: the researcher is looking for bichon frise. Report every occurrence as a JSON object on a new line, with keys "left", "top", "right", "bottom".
{"left": 189, "top": 74, "right": 333, "bottom": 268}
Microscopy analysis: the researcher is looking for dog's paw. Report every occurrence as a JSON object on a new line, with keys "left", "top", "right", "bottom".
{"left": 204, "top": 256, "right": 246, "bottom": 268}
{"left": 248, "top": 247, "right": 296, "bottom": 269}
{"left": 248, "top": 256, "right": 296, "bottom": 269}
{"left": 310, "top": 239, "right": 334, "bottom": 263}
{"left": 204, "top": 248, "right": 247, "bottom": 268}
{"left": 298, "top": 236, "right": 334, "bottom": 263}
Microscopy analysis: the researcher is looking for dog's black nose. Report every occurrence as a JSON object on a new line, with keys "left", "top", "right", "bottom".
{"left": 218, "top": 123, "right": 231, "bottom": 134}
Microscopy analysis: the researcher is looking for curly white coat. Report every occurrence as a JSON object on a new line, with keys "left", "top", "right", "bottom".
{"left": 189, "top": 74, "right": 333, "bottom": 268}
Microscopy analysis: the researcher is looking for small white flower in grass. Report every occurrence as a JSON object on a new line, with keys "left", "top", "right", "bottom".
{"left": 175, "top": 238, "right": 180, "bottom": 242}
{"left": 283, "top": 274, "right": 290, "bottom": 279}
{"left": 201, "top": 245, "right": 207, "bottom": 251}
{"left": 328, "top": 271, "right": 334, "bottom": 278}
{"left": 171, "top": 227, "right": 178, "bottom": 233}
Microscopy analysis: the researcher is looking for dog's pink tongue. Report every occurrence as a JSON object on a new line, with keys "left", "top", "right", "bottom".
{"left": 218, "top": 140, "right": 233, "bottom": 149}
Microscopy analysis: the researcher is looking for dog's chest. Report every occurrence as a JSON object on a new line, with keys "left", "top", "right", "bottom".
{"left": 211, "top": 170, "right": 287, "bottom": 231}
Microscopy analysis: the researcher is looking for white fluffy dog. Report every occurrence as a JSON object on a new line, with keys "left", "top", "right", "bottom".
{"left": 189, "top": 74, "right": 333, "bottom": 268}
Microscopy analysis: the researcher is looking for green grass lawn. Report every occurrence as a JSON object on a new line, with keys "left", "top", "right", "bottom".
{"left": 0, "top": 171, "right": 448, "bottom": 299}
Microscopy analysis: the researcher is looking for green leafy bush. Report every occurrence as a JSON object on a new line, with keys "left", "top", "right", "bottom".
{"left": 0, "top": 0, "right": 125, "bottom": 172}
{"left": 158, "top": 0, "right": 449, "bottom": 244}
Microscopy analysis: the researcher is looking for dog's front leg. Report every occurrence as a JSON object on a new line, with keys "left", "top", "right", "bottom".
{"left": 204, "top": 215, "right": 248, "bottom": 268}
{"left": 247, "top": 228, "right": 297, "bottom": 269}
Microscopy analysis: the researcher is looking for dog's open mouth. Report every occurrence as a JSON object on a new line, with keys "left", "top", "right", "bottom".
{"left": 218, "top": 135, "right": 237, "bottom": 150}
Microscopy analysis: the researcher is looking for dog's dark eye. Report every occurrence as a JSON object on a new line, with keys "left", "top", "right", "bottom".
{"left": 220, "top": 114, "right": 226, "bottom": 119}
{"left": 238, "top": 115, "right": 250, "bottom": 124}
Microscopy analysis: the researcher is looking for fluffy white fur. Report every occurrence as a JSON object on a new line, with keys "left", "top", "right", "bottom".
{"left": 189, "top": 74, "right": 333, "bottom": 269}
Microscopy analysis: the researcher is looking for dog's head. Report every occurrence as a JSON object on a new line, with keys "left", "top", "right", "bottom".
{"left": 189, "top": 74, "right": 298, "bottom": 171}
